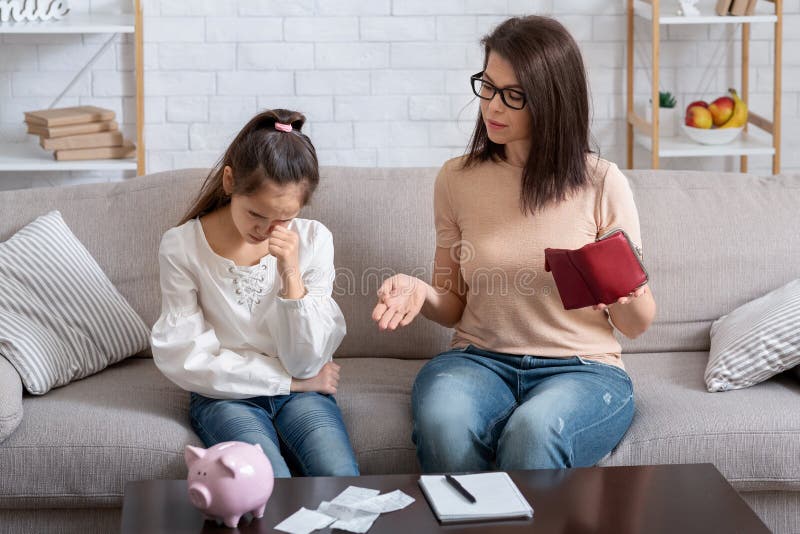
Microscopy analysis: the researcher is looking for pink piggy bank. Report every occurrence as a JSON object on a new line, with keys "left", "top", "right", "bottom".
{"left": 185, "top": 441, "right": 274, "bottom": 528}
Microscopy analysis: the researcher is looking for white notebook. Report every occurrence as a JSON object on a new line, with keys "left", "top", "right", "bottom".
{"left": 418, "top": 472, "right": 533, "bottom": 523}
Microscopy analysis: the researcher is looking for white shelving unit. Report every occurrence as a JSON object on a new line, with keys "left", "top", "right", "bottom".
{"left": 0, "top": 4, "right": 144, "bottom": 175}
{"left": 626, "top": 0, "right": 782, "bottom": 174}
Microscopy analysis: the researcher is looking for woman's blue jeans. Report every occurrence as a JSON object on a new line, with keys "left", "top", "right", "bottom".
{"left": 412, "top": 345, "right": 634, "bottom": 473}
{"left": 189, "top": 391, "right": 359, "bottom": 478}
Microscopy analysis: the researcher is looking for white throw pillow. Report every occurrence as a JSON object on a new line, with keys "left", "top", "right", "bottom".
{"left": 0, "top": 211, "right": 149, "bottom": 395}
{"left": 705, "top": 279, "right": 800, "bottom": 392}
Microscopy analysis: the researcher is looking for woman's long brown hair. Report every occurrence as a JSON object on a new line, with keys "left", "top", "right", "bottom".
{"left": 179, "top": 109, "right": 319, "bottom": 225}
{"left": 464, "top": 16, "right": 598, "bottom": 215}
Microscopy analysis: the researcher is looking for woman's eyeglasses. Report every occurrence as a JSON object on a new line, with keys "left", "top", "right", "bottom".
{"left": 470, "top": 72, "right": 527, "bottom": 110}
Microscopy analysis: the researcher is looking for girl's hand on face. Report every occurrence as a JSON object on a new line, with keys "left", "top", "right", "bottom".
{"left": 268, "top": 224, "right": 300, "bottom": 279}
{"left": 593, "top": 286, "right": 647, "bottom": 311}
{"left": 372, "top": 274, "right": 426, "bottom": 331}
{"left": 290, "top": 362, "right": 340, "bottom": 395}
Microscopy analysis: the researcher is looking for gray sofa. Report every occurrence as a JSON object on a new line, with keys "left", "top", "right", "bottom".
{"left": 0, "top": 166, "right": 798, "bottom": 533}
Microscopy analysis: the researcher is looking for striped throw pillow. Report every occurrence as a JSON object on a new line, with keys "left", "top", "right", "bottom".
{"left": 0, "top": 211, "right": 149, "bottom": 395}
{"left": 705, "top": 279, "right": 800, "bottom": 392}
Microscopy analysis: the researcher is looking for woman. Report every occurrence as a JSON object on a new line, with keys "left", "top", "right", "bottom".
{"left": 372, "top": 16, "right": 656, "bottom": 472}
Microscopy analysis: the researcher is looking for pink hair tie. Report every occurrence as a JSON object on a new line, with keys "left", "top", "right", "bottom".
{"left": 274, "top": 122, "right": 293, "bottom": 132}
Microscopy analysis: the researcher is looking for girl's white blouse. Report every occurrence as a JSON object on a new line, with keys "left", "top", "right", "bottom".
{"left": 150, "top": 217, "right": 346, "bottom": 399}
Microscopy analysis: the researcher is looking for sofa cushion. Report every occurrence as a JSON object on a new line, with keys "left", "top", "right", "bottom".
{"left": 0, "top": 357, "right": 426, "bottom": 509}
{"left": 301, "top": 167, "right": 452, "bottom": 358}
{"left": 619, "top": 171, "right": 800, "bottom": 354}
{"left": 0, "top": 358, "right": 200, "bottom": 509}
{"left": 0, "top": 356, "right": 22, "bottom": 443}
{"left": 705, "top": 279, "right": 800, "bottom": 392}
{"left": 4, "top": 351, "right": 799, "bottom": 509}
{"left": 601, "top": 352, "right": 800, "bottom": 492}
{"left": 0, "top": 211, "right": 149, "bottom": 394}
{"left": 341, "top": 352, "right": 800, "bottom": 492}
{"left": 336, "top": 358, "right": 425, "bottom": 474}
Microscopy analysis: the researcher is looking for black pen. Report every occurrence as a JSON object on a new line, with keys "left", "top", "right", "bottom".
{"left": 445, "top": 474, "right": 476, "bottom": 503}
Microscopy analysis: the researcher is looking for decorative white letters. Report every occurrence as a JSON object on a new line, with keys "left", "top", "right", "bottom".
{"left": 0, "top": 1, "right": 70, "bottom": 23}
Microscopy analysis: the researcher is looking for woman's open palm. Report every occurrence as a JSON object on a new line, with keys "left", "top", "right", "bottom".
{"left": 372, "top": 274, "right": 426, "bottom": 331}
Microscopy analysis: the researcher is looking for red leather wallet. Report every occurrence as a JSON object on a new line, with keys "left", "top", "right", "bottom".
{"left": 544, "top": 229, "right": 648, "bottom": 310}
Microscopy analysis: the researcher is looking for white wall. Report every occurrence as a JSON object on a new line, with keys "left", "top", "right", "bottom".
{"left": 0, "top": 0, "right": 798, "bottom": 190}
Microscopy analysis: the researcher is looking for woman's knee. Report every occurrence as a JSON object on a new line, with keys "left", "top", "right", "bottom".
{"left": 412, "top": 385, "right": 501, "bottom": 474}
{"left": 414, "top": 401, "right": 479, "bottom": 443}
{"left": 497, "top": 394, "right": 635, "bottom": 470}
{"left": 412, "top": 374, "right": 484, "bottom": 439}
{"left": 507, "top": 410, "right": 563, "bottom": 441}
{"left": 412, "top": 354, "right": 485, "bottom": 411}
{"left": 570, "top": 395, "right": 635, "bottom": 466}
{"left": 412, "top": 353, "right": 512, "bottom": 447}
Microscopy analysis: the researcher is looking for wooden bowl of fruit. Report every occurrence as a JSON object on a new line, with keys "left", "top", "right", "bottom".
{"left": 682, "top": 89, "right": 747, "bottom": 145}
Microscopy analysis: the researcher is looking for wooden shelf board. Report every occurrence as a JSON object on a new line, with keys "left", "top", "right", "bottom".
{"left": 0, "top": 14, "right": 134, "bottom": 34}
{"left": 633, "top": 0, "right": 778, "bottom": 25}
{"left": 0, "top": 141, "right": 137, "bottom": 171}
{"left": 634, "top": 131, "right": 776, "bottom": 158}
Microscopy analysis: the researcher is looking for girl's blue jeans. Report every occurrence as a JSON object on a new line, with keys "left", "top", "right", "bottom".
{"left": 412, "top": 344, "right": 635, "bottom": 473}
{"left": 189, "top": 391, "right": 359, "bottom": 478}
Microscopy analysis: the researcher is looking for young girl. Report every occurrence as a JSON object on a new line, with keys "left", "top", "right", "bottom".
{"left": 373, "top": 16, "right": 656, "bottom": 472}
{"left": 151, "top": 109, "right": 359, "bottom": 478}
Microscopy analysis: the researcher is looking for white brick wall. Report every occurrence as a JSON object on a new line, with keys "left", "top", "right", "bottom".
{"left": 0, "top": 0, "right": 798, "bottom": 190}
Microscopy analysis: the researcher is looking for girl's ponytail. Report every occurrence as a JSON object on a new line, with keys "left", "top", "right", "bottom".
{"left": 179, "top": 109, "right": 319, "bottom": 225}
{"left": 248, "top": 108, "right": 307, "bottom": 134}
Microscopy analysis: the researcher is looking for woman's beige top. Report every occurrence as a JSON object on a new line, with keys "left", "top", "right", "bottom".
{"left": 434, "top": 154, "right": 643, "bottom": 368}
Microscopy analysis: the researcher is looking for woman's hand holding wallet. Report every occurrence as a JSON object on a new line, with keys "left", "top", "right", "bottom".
{"left": 591, "top": 285, "right": 648, "bottom": 311}
{"left": 544, "top": 229, "right": 649, "bottom": 311}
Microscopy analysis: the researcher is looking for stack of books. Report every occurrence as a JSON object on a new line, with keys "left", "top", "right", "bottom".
{"left": 24, "top": 106, "right": 136, "bottom": 162}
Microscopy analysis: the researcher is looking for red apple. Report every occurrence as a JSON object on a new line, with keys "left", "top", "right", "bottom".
{"left": 685, "top": 106, "right": 713, "bottom": 129}
{"left": 686, "top": 100, "right": 709, "bottom": 112}
{"left": 708, "top": 96, "right": 735, "bottom": 127}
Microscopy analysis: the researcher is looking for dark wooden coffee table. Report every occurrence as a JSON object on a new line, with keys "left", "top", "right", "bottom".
{"left": 120, "top": 463, "right": 769, "bottom": 533}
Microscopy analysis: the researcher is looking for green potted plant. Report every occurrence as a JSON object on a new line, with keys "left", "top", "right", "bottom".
{"left": 649, "top": 90, "right": 679, "bottom": 138}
